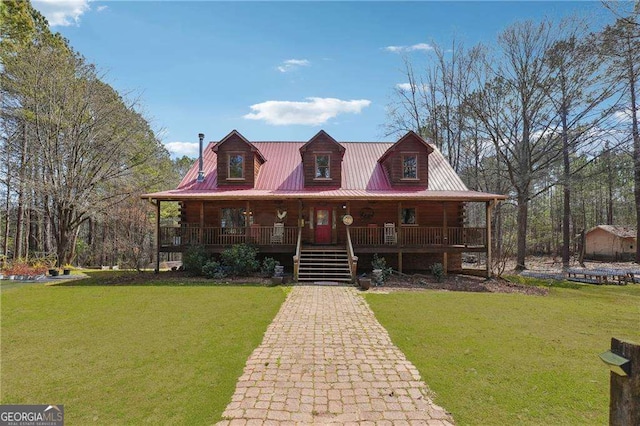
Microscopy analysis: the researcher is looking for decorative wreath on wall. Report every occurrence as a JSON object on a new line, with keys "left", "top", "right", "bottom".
{"left": 276, "top": 209, "right": 287, "bottom": 222}
{"left": 359, "top": 207, "right": 374, "bottom": 220}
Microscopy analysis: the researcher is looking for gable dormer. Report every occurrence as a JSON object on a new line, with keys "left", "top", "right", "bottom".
{"left": 378, "top": 131, "right": 433, "bottom": 188}
{"left": 299, "top": 130, "right": 346, "bottom": 188}
{"left": 213, "top": 130, "right": 265, "bottom": 188}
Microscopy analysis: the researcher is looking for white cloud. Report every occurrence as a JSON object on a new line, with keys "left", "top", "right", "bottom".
{"left": 97, "top": 5, "right": 108, "bottom": 12}
{"left": 396, "top": 83, "right": 413, "bottom": 91}
{"left": 384, "top": 43, "right": 434, "bottom": 53}
{"left": 244, "top": 97, "right": 372, "bottom": 126}
{"left": 614, "top": 108, "right": 640, "bottom": 124}
{"left": 164, "top": 142, "right": 199, "bottom": 157}
{"left": 396, "top": 82, "right": 429, "bottom": 93}
{"left": 277, "top": 59, "right": 311, "bottom": 73}
{"left": 32, "top": 0, "right": 90, "bottom": 27}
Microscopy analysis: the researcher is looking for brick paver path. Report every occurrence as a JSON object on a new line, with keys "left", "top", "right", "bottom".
{"left": 218, "top": 286, "right": 454, "bottom": 425}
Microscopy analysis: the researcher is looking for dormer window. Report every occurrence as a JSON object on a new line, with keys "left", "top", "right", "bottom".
{"left": 315, "top": 154, "right": 330, "bottom": 179}
{"left": 402, "top": 154, "right": 418, "bottom": 179}
{"left": 228, "top": 153, "right": 244, "bottom": 179}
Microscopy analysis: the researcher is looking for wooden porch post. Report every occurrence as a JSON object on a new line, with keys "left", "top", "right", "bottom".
{"left": 298, "top": 199, "right": 303, "bottom": 227}
{"left": 486, "top": 200, "right": 494, "bottom": 278}
{"left": 332, "top": 206, "right": 337, "bottom": 243}
{"left": 155, "top": 200, "right": 160, "bottom": 274}
{"left": 245, "top": 200, "right": 251, "bottom": 243}
{"left": 199, "top": 201, "right": 205, "bottom": 244}
{"left": 443, "top": 202, "right": 448, "bottom": 275}
{"left": 397, "top": 201, "right": 403, "bottom": 273}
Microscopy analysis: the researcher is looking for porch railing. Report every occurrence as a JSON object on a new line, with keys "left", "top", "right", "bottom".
{"left": 161, "top": 225, "right": 487, "bottom": 248}
{"left": 345, "top": 227, "right": 358, "bottom": 282}
{"left": 349, "top": 226, "right": 487, "bottom": 247}
{"left": 293, "top": 227, "right": 302, "bottom": 281}
{"left": 160, "top": 225, "right": 298, "bottom": 247}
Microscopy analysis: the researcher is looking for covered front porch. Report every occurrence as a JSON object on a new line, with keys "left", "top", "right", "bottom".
{"left": 152, "top": 197, "right": 497, "bottom": 279}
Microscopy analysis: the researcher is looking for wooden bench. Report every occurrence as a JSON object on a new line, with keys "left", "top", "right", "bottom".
{"left": 566, "top": 268, "right": 629, "bottom": 285}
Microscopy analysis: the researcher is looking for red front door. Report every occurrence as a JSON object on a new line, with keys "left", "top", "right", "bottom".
{"left": 315, "top": 209, "right": 331, "bottom": 244}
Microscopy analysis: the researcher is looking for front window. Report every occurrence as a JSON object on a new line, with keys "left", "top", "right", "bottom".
{"left": 316, "top": 209, "right": 329, "bottom": 225}
{"left": 401, "top": 208, "right": 417, "bottom": 225}
{"left": 221, "top": 208, "right": 246, "bottom": 233}
{"left": 228, "top": 154, "right": 244, "bottom": 179}
{"left": 315, "top": 155, "right": 330, "bottom": 179}
{"left": 402, "top": 154, "right": 418, "bottom": 179}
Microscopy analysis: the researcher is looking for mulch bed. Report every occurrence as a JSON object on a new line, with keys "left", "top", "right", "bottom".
{"left": 367, "top": 273, "right": 548, "bottom": 296}
{"left": 65, "top": 269, "right": 547, "bottom": 295}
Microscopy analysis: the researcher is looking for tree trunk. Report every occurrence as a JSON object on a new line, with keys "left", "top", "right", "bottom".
{"left": 3, "top": 176, "right": 11, "bottom": 259}
{"left": 561, "top": 107, "right": 571, "bottom": 268}
{"left": 629, "top": 55, "right": 640, "bottom": 263}
{"left": 605, "top": 144, "right": 615, "bottom": 225}
{"left": 516, "top": 192, "right": 528, "bottom": 270}
{"left": 13, "top": 121, "right": 28, "bottom": 259}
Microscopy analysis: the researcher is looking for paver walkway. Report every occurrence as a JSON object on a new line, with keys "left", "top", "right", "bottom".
{"left": 218, "top": 286, "right": 454, "bottom": 425}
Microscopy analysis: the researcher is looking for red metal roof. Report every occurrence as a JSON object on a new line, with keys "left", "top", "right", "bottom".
{"left": 144, "top": 139, "right": 505, "bottom": 201}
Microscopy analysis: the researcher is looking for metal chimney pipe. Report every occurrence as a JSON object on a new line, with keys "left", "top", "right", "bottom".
{"left": 197, "top": 133, "right": 205, "bottom": 182}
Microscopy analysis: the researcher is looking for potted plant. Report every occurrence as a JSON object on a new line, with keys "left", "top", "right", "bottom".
{"left": 358, "top": 276, "right": 372, "bottom": 290}
{"left": 63, "top": 264, "right": 73, "bottom": 275}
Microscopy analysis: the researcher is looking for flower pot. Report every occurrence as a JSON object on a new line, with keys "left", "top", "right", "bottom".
{"left": 270, "top": 276, "right": 284, "bottom": 286}
{"left": 63, "top": 269, "right": 71, "bottom": 275}
{"left": 49, "top": 269, "right": 59, "bottom": 277}
{"left": 359, "top": 278, "right": 371, "bottom": 290}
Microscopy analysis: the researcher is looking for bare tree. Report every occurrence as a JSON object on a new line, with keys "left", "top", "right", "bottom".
{"left": 385, "top": 58, "right": 428, "bottom": 138}
{"left": 544, "top": 20, "right": 621, "bottom": 268}
{"left": 468, "top": 19, "right": 562, "bottom": 270}
{"left": 601, "top": 6, "right": 640, "bottom": 262}
{"left": 2, "top": 42, "right": 169, "bottom": 264}
{"left": 385, "top": 40, "right": 485, "bottom": 172}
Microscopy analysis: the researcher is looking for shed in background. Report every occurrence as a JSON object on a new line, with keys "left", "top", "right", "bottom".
{"left": 585, "top": 225, "right": 636, "bottom": 261}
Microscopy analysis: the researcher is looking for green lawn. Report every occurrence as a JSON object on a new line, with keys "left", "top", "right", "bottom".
{"left": 366, "top": 283, "right": 640, "bottom": 425}
{"left": 1, "top": 282, "right": 286, "bottom": 424}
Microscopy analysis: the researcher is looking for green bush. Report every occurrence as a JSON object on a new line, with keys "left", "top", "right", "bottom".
{"left": 202, "top": 260, "right": 227, "bottom": 279}
{"left": 261, "top": 257, "right": 280, "bottom": 277}
{"left": 220, "top": 244, "right": 260, "bottom": 276}
{"left": 372, "top": 254, "right": 393, "bottom": 281}
{"left": 182, "top": 245, "right": 209, "bottom": 276}
{"left": 430, "top": 262, "right": 445, "bottom": 282}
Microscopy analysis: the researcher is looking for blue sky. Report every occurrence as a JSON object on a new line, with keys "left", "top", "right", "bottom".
{"left": 32, "top": 1, "right": 611, "bottom": 158}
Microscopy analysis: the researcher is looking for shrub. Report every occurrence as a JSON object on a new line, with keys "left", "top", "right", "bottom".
{"left": 220, "top": 244, "right": 260, "bottom": 276}
{"left": 202, "top": 260, "right": 227, "bottom": 279}
{"left": 182, "top": 245, "right": 209, "bottom": 276}
{"left": 431, "top": 262, "right": 445, "bottom": 282}
{"left": 371, "top": 254, "right": 393, "bottom": 281}
{"left": 261, "top": 257, "right": 280, "bottom": 277}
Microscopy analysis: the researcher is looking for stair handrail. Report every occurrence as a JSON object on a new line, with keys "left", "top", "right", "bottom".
{"left": 293, "top": 227, "right": 302, "bottom": 281}
{"left": 346, "top": 227, "right": 358, "bottom": 282}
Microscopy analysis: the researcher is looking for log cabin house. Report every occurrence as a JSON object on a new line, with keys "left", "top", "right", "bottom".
{"left": 143, "top": 129, "right": 506, "bottom": 282}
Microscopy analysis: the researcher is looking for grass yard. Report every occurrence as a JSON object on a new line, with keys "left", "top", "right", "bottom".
{"left": 366, "top": 281, "right": 640, "bottom": 425}
{"left": 1, "top": 280, "right": 286, "bottom": 424}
